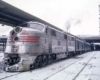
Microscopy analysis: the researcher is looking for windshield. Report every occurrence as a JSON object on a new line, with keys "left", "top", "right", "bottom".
{"left": 29, "top": 23, "right": 44, "bottom": 31}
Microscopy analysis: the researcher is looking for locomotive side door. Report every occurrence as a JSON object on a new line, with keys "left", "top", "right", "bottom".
{"left": 45, "top": 26, "right": 52, "bottom": 53}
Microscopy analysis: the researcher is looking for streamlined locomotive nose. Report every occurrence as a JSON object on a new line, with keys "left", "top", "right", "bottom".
{"left": 4, "top": 26, "right": 41, "bottom": 71}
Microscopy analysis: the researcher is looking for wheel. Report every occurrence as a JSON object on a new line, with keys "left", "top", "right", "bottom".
{"left": 48, "top": 54, "right": 52, "bottom": 64}
{"left": 52, "top": 54, "right": 56, "bottom": 60}
{"left": 42, "top": 55, "right": 48, "bottom": 67}
{"left": 66, "top": 52, "right": 69, "bottom": 58}
{"left": 34, "top": 56, "right": 42, "bottom": 68}
{"left": 30, "top": 64, "right": 34, "bottom": 70}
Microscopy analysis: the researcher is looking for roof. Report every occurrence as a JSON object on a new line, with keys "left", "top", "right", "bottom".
{"left": 0, "top": 0, "right": 45, "bottom": 26}
{"left": 0, "top": 0, "right": 63, "bottom": 31}
{"left": 0, "top": 0, "right": 89, "bottom": 43}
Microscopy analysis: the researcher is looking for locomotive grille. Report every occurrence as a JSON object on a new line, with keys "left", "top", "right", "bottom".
{"left": 4, "top": 54, "right": 20, "bottom": 66}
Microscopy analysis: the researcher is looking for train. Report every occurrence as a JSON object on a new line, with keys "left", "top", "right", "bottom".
{"left": 3, "top": 21, "right": 91, "bottom": 72}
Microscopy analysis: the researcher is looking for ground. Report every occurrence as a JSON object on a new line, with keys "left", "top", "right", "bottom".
{"left": 0, "top": 51, "right": 100, "bottom": 80}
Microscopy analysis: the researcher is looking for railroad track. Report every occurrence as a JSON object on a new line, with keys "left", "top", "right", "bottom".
{"left": 72, "top": 51, "right": 97, "bottom": 80}
{"left": 45, "top": 51, "right": 97, "bottom": 80}
{"left": 44, "top": 51, "right": 96, "bottom": 80}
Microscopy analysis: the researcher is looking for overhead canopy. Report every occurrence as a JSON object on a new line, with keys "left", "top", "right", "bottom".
{"left": 0, "top": 0, "right": 64, "bottom": 31}
{"left": 80, "top": 36, "right": 100, "bottom": 43}
{"left": 0, "top": 1, "right": 85, "bottom": 41}
{"left": 0, "top": 0, "right": 48, "bottom": 26}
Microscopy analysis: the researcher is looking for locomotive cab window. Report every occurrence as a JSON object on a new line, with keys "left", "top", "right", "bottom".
{"left": 29, "top": 23, "right": 44, "bottom": 31}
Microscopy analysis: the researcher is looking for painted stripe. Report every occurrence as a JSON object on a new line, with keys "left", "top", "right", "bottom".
{"left": 8, "top": 36, "right": 39, "bottom": 42}
{"left": 8, "top": 36, "right": 14, "bottom": 42}
{"left": 19, "top": 36, "right": 39, "bottom": 42}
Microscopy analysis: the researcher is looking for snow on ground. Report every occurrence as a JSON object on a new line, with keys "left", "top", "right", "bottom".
{"left": 88, "top": 51, "right": 100, "bottom": 80}
{"left": 46, "top": 51, "right": 97, "bottom": 80}
{"left": 0, "top": 51, "right": 98, "bottom": 80}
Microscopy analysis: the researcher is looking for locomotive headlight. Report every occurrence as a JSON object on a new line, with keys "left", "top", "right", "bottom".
{"left": 14, "top": 27, "right": 22, "bottom": 33}
{"left": 14, "top": 37, "right": 19, "bottom": 41}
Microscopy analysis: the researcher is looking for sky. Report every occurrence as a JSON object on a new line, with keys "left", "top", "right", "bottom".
{"left": 1, "top": 0, "right": 100, "bottom": 36}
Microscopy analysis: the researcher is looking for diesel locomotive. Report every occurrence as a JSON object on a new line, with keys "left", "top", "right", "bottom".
{"left": 4, "top": 21, "right": 91, "bottom": 72}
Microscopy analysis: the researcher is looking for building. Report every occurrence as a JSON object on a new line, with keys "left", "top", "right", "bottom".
{"left": 0, "top": 35, "right": 7, "bottom": 52}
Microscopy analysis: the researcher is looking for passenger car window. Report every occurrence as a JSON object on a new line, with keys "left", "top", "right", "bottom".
{"left": 29, "top": 23, "right": 44, "bottom": 31}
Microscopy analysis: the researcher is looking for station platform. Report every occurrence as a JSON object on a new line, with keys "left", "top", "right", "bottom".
{"left": 0, "top": 51, "right": 100, "bottom": 80}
